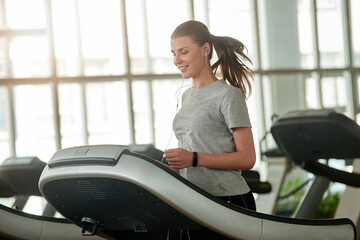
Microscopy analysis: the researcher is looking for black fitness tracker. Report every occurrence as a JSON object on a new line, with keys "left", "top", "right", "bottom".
{"left": 192, "top": 152, "right": 198, "bottom": 167}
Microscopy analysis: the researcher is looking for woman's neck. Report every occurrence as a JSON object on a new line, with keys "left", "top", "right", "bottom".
{"left": 192, "top": 70, "right": 218, "bottom": 88}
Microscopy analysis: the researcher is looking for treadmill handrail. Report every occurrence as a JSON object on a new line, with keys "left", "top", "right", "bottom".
{"left": 303, "top": 161, "right": 360, "bottom": 187}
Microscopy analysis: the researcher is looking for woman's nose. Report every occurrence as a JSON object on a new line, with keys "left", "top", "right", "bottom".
{"left": 173, "top": 54, "right": 182, "bottom": 65}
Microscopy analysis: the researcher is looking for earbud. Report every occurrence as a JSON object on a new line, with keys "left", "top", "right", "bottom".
{"left": 205, "top": 49, "right": 208, "bottom": 56}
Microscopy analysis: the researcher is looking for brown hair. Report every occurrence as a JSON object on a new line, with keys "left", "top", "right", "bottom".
{"left": 171, "top": 20, "right": 254, "bottom": 98}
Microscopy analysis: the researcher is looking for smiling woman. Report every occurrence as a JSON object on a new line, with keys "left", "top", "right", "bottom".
{"left": 163, "top": 21, "right": 256, "bottom": 219}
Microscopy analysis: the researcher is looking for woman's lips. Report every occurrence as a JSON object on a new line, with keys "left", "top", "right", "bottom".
{"left": 179, "top": 66, "right": 188, "bottom": 72}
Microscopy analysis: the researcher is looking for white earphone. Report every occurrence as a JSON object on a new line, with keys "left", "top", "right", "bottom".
{"left": 205, "top": 49, "right": 208, "bottom": 56}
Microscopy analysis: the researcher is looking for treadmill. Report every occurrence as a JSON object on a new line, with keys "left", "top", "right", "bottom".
{"left": 38, "top": 144, "right": 356, "bottom": 240}
{"left": 270, "top": 109, "right": 360, "bottom": 219}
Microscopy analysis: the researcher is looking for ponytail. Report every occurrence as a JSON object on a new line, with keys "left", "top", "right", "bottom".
{"left": 211, "top": 35, "right": 254, "bottom": 99}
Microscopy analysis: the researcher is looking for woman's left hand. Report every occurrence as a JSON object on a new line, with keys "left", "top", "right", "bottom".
{"left": 164, "top": 148, "right": 193, "bottom": 169}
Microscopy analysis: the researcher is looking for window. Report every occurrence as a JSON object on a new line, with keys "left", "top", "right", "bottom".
{"left": 0, "top": 86, "right": 10, "bottom": 163}
{"left": 86, "top": 81, "right": 131, "bottom": 144}
{"left": 125, "top": 0, "right": 149, "bottom": 74}
{"left": 208, "top": 0, "right": 254, "bottom": 61}
{"left": 321, "top": 75, "right": 346, "bottom": 109}
{"left": 59, "top": 83, "right": 85, "bottom": 148}
{"left": 4, "top": 0, "right": 48, "bottom": 78}
{"left": 317, "top": 0, "right": 345, "bottom": 68}
{"left": 305, "top": 75, "right": 320, "bottom": 109}
{"left": 51, "top": 0, "right": 81, "bottom": 76}
{"left": 146, "top": 0, "right": 191, "bottom": 74}
{"left": 10, "top": 36, "right": 50, "bottom": 78}
{"left": 126, "top": 0, "right": 191, "bottom": 74}
{"left": 351, "top": 0, "right": 360, "bottom": 66}
{"left": 13, "top": 84, "right": 56, "bottom": 162}
{"left": 297, "top": 0, "right": 315, "bottom": 68}
{"left": 78, "top": 0, "right": 126, "bottom": 76}
{"left": 5, "top": 0, "right": 46, "bottom": 29}
{"left": 132, "top": 80, "right": 153, "bottom": 144}
{"left": 0, "top": 38, "right": 6, "bottom": 78}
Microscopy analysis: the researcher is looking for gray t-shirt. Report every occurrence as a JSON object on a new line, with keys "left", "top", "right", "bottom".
{"left": 173, "top": 79, "right": 251, "bottom": 196}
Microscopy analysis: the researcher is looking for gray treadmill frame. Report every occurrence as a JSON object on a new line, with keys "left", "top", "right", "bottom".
{"left": 38, "top": 145, "right": 356, "bottom": 240}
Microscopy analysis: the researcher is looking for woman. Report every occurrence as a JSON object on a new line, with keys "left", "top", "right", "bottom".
{"left": 164, "top": 20, "right": 256, "bottom": 212}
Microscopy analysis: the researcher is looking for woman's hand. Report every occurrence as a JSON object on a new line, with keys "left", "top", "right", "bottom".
{"left": 164, "top": 148, "right": 193, "bottom": 169}
{"left": 155, "top": 160, "right": 180, "bottom": 174}
{"left": 161, "top": 128, "right": 256, "bottom": 171}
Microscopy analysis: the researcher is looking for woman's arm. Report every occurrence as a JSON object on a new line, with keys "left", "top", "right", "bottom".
{"left": 164, "top": 127, "right": 256, "bottom": 170}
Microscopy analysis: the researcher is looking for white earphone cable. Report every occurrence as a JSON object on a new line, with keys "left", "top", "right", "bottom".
{"left": 161, "top": 78, "right": 191, "bottom": 163}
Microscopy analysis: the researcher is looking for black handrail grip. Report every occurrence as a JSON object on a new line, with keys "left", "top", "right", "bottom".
{"left": 303, "top": 161, "right": 360, "bottom": 187}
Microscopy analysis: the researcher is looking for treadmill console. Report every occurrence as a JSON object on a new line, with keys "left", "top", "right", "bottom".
{"left": 48, "top": 145, "right": 131, "bottom": 168}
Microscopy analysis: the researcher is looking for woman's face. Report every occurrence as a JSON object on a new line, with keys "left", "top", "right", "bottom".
{"left": 171, "top": 36, "right": 207, "bottom": 79}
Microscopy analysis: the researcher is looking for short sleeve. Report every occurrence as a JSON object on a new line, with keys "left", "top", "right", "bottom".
{"left": 220, "top": 87, "right": 251, "bottom": 130}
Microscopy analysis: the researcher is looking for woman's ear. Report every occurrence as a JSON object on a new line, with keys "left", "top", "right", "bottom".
{"left": 202, "top": 42, "right": 211, "bottom": 56}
